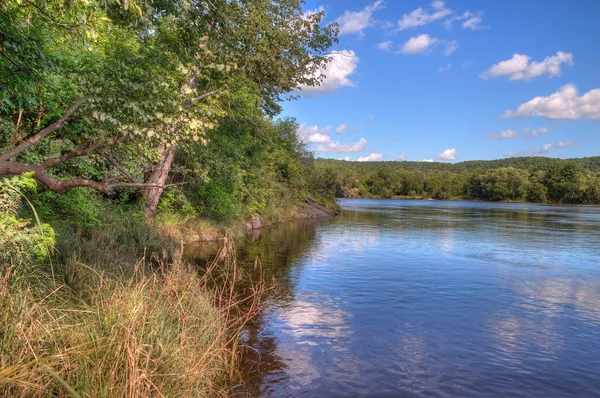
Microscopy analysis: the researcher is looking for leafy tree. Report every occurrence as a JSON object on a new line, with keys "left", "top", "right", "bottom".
{"left": 0, "top": 0, "right": 338, "bottom": 216}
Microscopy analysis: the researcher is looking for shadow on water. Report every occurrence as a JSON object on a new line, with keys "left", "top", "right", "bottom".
{"left": 187, "top": 220, "right": 326, "bottom": 396}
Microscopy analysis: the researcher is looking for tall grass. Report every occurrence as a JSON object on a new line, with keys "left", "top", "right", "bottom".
{"left": 0, "top": 235, "right": 266, "bottom": 397}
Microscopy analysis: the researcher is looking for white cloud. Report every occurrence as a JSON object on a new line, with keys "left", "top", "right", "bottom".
{"left": 556, "top": 141, "right": 579, "bottom": 148}
{"left": 315, "top": 138, "right": 368, "bottom": 153}
{"left": 398, "top": 0, "right": 452, "bottom": 30}
{"left": 523, "top": 126, "right": 549, "bottom": 138}
{"left": 444, "top": 40, "right": 459, "bottom": 55}
{"left": 302, "top": 6, "right": 325, "bottom": 20}
{"left": 422, "top": 159, "right": 434, "bottom": 162}
{"left": 335, "top": 124, "right": 347, "bottom": 135}
{"left": 439, "top": 63, "right": 452, "bottom": 72}
{"left": 335, "top": 1, "right": 385, "bottom": 36}
{"left": 399, "top": 35, "right": 457, "bottom": 56}
{"left": 481, "top": 52, "right": 574, "bottom": 81}
{"left": 298, "top": 50, "right": 360, "bottom": 97}
{"left": 486, "top": 129, "right": 519, "bottom": 139}
{"left": 397, "top": 153, "right": 407, "bottom": 161}
{"left": 463, "top": 13, "right": 483, "bottom": 29}
{"left": 297, "top": 124, "right": 332, "bottom": 143}
{"left": 357, "top": 152, "right": 383, "bottom": 162}
{"left": 431, "top": 0, "right": 445, "bottom": 11}
{"left": 445, "top": 11, "right": 485, "bottom": 30}
{"left": 533, "top": 143, "right": 554, "bottom": 155}
{"left": 306, "top": 132, "right": 331, "bottom": 143}
{"left": 504, "top": 84, "right": 600, "bottom": 120}
{"left": 375, "top": 40, "right": 393, "bottom": 52}
{"left": 507, "top": 141, "right": 579, "bottom": 157}
{"left": 434, "top": 147, "right": 457, "bottom": 160}
{"left": 401, "top": 34, "right": 438, "bottom": 54}
{"left": 500, "top": 130, "right": 518, "bottom": 138}
{"left": 343, "top": 156, "right": 351, "bottom": 161}
{"left": 297, "top": 123, "right": 318, "bottom": 139}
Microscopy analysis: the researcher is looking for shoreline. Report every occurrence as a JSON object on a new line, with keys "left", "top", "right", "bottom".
{"left": 335, "top": 196, "right": 600, "bottom": 207}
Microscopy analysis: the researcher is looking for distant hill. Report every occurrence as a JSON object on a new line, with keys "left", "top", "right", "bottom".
{"left": 315, "top": 156, "right": 600, "bottom": 173}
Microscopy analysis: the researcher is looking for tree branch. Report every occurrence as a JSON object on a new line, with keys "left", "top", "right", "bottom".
{"left": 103, "top": 152, "right": 137, "bottom": 183}
{"left": 0, "top": 161, "right": 181, "bottom": 195}
{"left": 39, "top": 140, "right": 108, "bottom": 168}
{"left": 0, "top": 97, "right": 88, "bottom": 162}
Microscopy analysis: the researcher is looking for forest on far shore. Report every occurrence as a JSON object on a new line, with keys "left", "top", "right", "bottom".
{"left": 313, "top": 156, "right": 600, "bottom": 204}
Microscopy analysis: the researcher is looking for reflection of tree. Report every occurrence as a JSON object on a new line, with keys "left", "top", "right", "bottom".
{"left": 238, "top": 220, "right": 322, "bottom": 298}
{"left": 233, "top": 220, "right": 323, "bottom": 396}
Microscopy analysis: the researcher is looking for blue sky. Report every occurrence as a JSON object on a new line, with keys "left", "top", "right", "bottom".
{"left": 287, "top": 0, "right": 600, "bottom": 162}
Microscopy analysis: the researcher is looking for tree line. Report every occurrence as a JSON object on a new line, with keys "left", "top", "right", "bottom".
{"left": 313, "top": 158, "right": 600, "bottom": 204}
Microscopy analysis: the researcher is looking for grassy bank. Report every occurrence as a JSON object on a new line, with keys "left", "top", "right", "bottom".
{"left": 1, "top": 218, "right": 266, "bottom": 397}
{"left": 0, "top": 168, "right": 337, "bottom": 396}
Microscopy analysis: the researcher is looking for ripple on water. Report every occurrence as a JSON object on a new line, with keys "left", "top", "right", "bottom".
{"left": 235, "top": 200, "right": 600, "bottom": 397}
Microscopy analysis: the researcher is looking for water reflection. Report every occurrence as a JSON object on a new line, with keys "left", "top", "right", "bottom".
{"left": 226, "top": 200, "right": 600, "bottom": 397}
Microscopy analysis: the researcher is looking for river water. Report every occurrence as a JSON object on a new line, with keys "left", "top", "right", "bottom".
{"left": 226, "top": 199, "right": 600, "bottom": 397}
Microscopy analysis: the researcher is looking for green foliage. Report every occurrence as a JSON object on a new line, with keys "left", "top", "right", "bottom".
{"left": 34, "top": 188, "right": 102, "bottom": 229}
{"left": 314, "top": 157, "right": 600, "bottom": 204}
{"left": 0, "top": 174, "right": 55, "bottom": 267}
{"left": 1, "top": 0, "right": 337, "bottom": 200}
{"left": 156, "top": 187, "right": 196, "bottom": 221}
{"left": 469, "top": 167, "right": 529, "bottom": 201}
{"left": 198, "top": 180, "right": 243, "bottom": 220}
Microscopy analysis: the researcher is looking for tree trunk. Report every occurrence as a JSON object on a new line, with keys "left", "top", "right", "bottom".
{"left": 144, "top": 146, "right": 176, "bottom": 217}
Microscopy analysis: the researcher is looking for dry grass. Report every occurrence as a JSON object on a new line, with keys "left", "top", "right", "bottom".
{"left": 0, "top": 236, "right": 267, "bottom": 397}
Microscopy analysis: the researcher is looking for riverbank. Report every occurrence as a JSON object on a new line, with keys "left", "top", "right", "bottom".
{"left": 0, "top": 191, "right": 337, "bottom": 396}
{"left": 161, "top": 197, "right": 338, "bottom": 245}
{"left": 0, "top": 232, "right": 268, "bottom": 397}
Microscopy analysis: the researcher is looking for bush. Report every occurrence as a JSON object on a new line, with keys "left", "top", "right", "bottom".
{"left": 0, "top": 174, "right": 55, "bottom": 269}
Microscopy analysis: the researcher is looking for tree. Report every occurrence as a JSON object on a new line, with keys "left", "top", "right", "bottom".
{"left": 0, "top": 0, "right": 338, "bottom": 216}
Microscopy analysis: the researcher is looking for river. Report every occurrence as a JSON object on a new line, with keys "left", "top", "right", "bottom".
{"left": 209, "top": 199, "right": 600, "bottom": 397}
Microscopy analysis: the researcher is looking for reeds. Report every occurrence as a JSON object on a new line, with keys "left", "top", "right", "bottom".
{"left": 0, "top": 236, "right": 267, "bottom": 397}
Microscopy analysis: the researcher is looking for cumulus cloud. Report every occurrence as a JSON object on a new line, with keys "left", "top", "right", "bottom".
{"left": 401, "top": 34, "right": 438, "bottom": 54}
{"left": 397, "top": 153, "right": 407, "bottom": 161}
{"left": 444, "top": 11, "right": 485, "bottom": 30}
{"left": 422, "top": 159, "right": 434, "bottom": 162}
{"left": 297, "top": 124, "right": 332, "bottom": 143}
{"left": 523, "top": 126, "right": 549, "bottom": 138}
{"left": 335, "top": 124, "right": 347, "bottom": 135}
{"left": 481, "top": 52, "right": 574, "bottom": 81}
{"left": 315, "top": 138, "right": 368, "bottom": 153}
{"left": 434, "top": 148, "right": 457, "bottom": 160}
{"left": 298, "top": 50, "right": 360, "bottom": 97}
{"left": 375, "top": 40, "right": 393, "bottom": 52}
{"left": 398, "top": 0, "right": 452, "bottom": 30}
{"left": 306, "top": 133, "right": 331, "bottom": 143}
{"left": 486, "top": 129, "right": 519, "bottom": 139}
{"left": 399, "top": 35, "right": 457, "bottom": 55}
{"left": 335, "top": 1, "right": 385, "bottom": 36}
{"left": 504, "top": 85, "right": 600, "bottom": 120}
{"left": 357, "top": 152, "right": 383, "bottom": 162}
{"left": 439, "top": 63, "right": 452, "bottom": 72}
{"left": 343, "top": 156, "right": 351, "bottom": 161}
